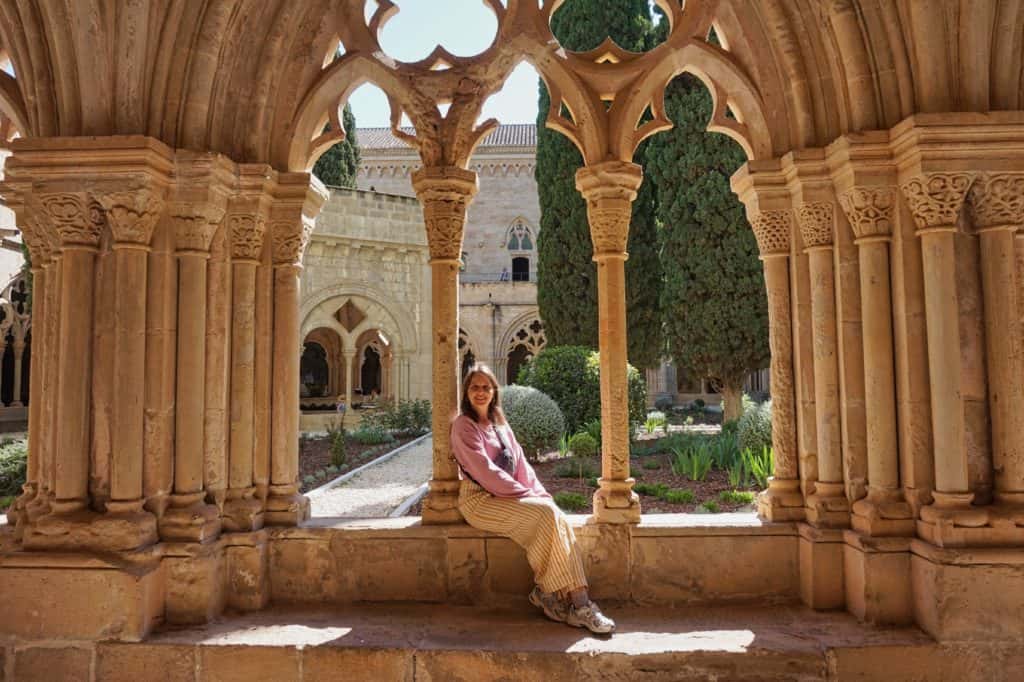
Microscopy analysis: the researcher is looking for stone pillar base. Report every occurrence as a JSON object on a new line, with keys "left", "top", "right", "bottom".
{"left": 163, "top": 540, "right": 227, "bottom": 625}
{"left": 224, "top": 530, "right": 270, "bottom": 612}
{"left": 159, "top": 499, "right": 222, "bottom": 543}
{"left": 917, "top": 501, "right": 1024, "bottom": 547}
{"left": 420, "top": 480, "right": 463, "bottom": 525}
{"left": 0, "top": 548, "right": 164, "bottom": 641}
{"left": 756, "top": 478, "right": 805, "bottom": 521}
{"left": 264, "top": 492, "right": 310, "bottom": 526}
{"left": 851, "top": 494, "right": 916, "bottom": 536}
{"left": 804, "top": 482, "right": 851, "bottom": 528}
{"left": 798, "top": 524, "right": 845, "bottom": 610}
{"left": 574, "top": 523, "right": 631, "bottom": 600}
{"left": 222, "top": 495, "right": 265, "bottom": 533}
{"left": 22, "top": 509, "right": 159, "bottom": 552}
{"left": 911, "top": 538, "right": 1024, "bottom": 642}
{"left": 590, "top": 480, "right": 641, "bottom": 524}
{"left": 842, "top": 531, "right": 912, "bottom": 625}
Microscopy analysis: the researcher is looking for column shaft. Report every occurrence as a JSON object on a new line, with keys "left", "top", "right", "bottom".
{"left": 11, "top": 342, "right": 24, "bottom": 406}
{"left": 253, "top": 243, "right": 273, "bottom": 501}
{"left": 807, "top": 248, "right": 843, "bottom": 486}
{"left": 174, "top": 255, "right": 209, "bottom": 496}
{"left": 204, "top": 227, "right": 231, "bottom": 509}
{"left": 596, "top": 254, "right": 631, "bottom": 484}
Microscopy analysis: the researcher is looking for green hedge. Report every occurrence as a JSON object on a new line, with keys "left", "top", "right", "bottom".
{"left": 501, "top": 385, "right": 565, "bottom": 461}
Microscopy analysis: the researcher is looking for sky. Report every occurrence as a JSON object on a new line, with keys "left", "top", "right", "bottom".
{"left": 347, "top": 1, "right": 542, "bottom": 128}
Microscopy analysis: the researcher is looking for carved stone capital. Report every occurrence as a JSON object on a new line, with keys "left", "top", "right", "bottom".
{"left": 19, "top": 210, "right": 53, "bottom": 264}
{"left": 750, "top": 209, "right": 792, "bottom": 256}
{"left": 837, "top": 187, "right": 896, "bottom": 240}
{"left": 797, "top": 202, "right": 834, "bottom": 249}
{"left": 412, "top": 166, "right": 478, "bottom": 262}
{"left": 170, "top": 203, "right": 225, "bottom": 253}
{"left": 966, "top": 172, "right": 1024, "bottom": 232}
{"left": 35, "top": 192, "right": 105, "bottom": 248}
{"left": 228, "top": 213, "right": 267, "bottom": 261}
{"left": 271, "top": 218, "right": 314, "bottom": 266}
{"left": 575, "top": 161, "right": 643, "bottom": 257}
{"left": 96, "top": 187, "right": 165, "bottom": 246}
{"left": 900, "top": 173, "right": 975, "bottom": 231}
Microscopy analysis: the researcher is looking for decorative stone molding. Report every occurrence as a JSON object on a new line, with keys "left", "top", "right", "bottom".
{"left": 575, "top": 161, "right": 643, "bottom": 257}
{"left": 837, "top": 187, "right": 896, "bottom": 240}
{"left": 900, "top": 173, "right": 975, "bottom": 231}
{"left": 966, "top": 172, "right": 1024, "bottom": 231}
{"left": 36, "top": 192, "right": 105, "bottom": 248}
{"left": 412, "top": 167, "right": 478, "bottom": 262}
{"left": 797, "top": 202, "right": 834, "bottom": 249}
{"left": 750, "top": 209, "right": 792, "bottom": 256}
{"left": 229, "top": 214, "right": 267, "bottom": 261}
{"left": 96, "top": 188, "right": 165, "bottom": 246}
{"left": 271, "top": 218, "right": 315, "bottom": 266}
{"left": 170, "top": 203, "right": 225, "bottom": 253}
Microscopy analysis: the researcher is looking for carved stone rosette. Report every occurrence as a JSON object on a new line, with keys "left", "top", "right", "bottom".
{"left": 750, "top": 209, "right": 792, "bottom": 256}
{"left": 967, "top": 172, "right": 1024, "bottom": 231}
{"left": 797, "top": 202, "right": 834, "bottom": 249}
{"left": 96, "top": 187, "right": 166, "bottom": 247}
{"left": 229, "top": 214, "right": 267, "bottom": 261}
{"left": 900, "top": 173, "right": 975, "bottom": 231}
{"left": 838, "top": 187, "right": 896, "bottom": 240}
{"left": 36, "top": 192, "right": 105, "bottom": 248}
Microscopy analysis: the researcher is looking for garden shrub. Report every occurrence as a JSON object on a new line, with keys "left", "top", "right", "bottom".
{"left": 737, "top": 399, "right": 772, "bottom": 455}
{"left": 664, "top": 489, "right": 695, "bottom": 504}
{"left": 553, "top": 492, "right": 588, "bottom": 512}
{"left": 554, "top": 457, "right": 598, "bottom": 480}
{"left": 351, "top": 423, "right": 395, "bottom": 446}
{"left": 0, "top": 438, "right": 27, "bottom": 498}
{"left": 719, "top": 490, "right": 755, "bottom": 505}
{"left": 501, "top": 385, "right": 565, "bottom": 460}
{"left": 644, "top": 410, "right": 667, "bottom": 434}
{"left": 516, "top": 345, "right": 646, "bottom": 434}
{"left": 654, "top": 395, "right": 674, "bottom": 413}
{"left": 370, "top": 399, "right": 432, "bottom": 437}
{"left": 567, "top": 432, "right": 598, "bottom": 457}
{"left": 701, "top": 500, "right": 721, "bottom": 513}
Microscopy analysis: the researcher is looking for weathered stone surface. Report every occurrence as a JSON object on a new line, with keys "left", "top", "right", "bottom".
{"left": 799, "top": 525, "right": 845, "bottom": 610}
{"left": 163, "top": 548, "right": 226, "bottom": 625}
{"left": 96, "top": 643, "right": 196, "bottom": 682}
{"left": 304, "top": 647, "right": 413, "bottom": 682}
{"left": 200, "top": 645, "right": 301, "bottom": 682}
{"left": 14, "top": 646, "right": 91, "bottom": 682}
{"left": 226, "top": 540, "right": 269, "bottom": 612}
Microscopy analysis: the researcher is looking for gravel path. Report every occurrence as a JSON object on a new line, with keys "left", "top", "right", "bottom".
{"left": 310, "top": 436, "right": 433, "bottom": 518}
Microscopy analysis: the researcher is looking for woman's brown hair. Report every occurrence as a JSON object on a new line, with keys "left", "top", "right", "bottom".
{"left": 459, "top": 363, "right": 507, "bottom": 425}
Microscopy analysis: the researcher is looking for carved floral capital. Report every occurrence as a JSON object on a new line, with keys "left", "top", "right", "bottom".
{"left": 228, "top": 214, "right": 267, "bottom": 261}
{"left": 96, "top": 187, "right": 165, "bottom": 246}
{"left": 412, "top": 166, "right": 478, "bottom": 262}
{"left": 36, "top": 192, "right": 104, "bottom": 248}
{"left": 271, "top": 218, "right": 315, "bottom": 265}
{"left": 837, "top": 187, "right": 896, "bottom": 240}
{"left": 575, "top": 161, "right": 643, "bottom": 257}
{"left": 750, "top": 209, "right": 792, "bottom": 256}
{"left": 170, "top": 202, "right": 225, "bottom": 253}
{"left": 966, "top": 172, "right": 1024, "bottom": 232}
{"left": 797, "top": 202, "right": 834, "bottom": 249}
{"left": 900, "top": 173, "right": 974, "bottom": 231}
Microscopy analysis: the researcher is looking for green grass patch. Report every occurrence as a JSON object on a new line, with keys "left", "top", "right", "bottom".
{"left": 553, "top": 492, "right": 588, "bottom": 512}
{"left": 701, "top": 500, "right": 721, "bottom": 513}
{"left": 554, "top": 457, "right": 599, "bottom": 479}
{"left": 642, "top": 459, "right": 662, "bottom": 470}
{"left": 663, "top": 489, "right": 695, "bottom": 504}
{"left": 634, "top": 482, "right": 669, "bottom": 498}
{"left": 719, "top": 490, "right": 755, "bottom": 505}
{"left": 585, "top": 477, "right": 599, "bottom": 488}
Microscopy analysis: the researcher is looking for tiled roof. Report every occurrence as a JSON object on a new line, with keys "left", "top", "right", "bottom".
{"left": 357, "top": 123, "right": 536, "bottom": 151}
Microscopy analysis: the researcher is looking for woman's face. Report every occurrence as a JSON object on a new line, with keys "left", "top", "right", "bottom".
{"left": 466, "top": 373, "right": 495, "bottom": 416}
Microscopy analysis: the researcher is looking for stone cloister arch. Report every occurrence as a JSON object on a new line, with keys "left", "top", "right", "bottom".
{"left": 0, "top": 0, "right": 1022, "bottom": 666}
{"left": 499, "top": 311, "right": 546, "bottom": 385}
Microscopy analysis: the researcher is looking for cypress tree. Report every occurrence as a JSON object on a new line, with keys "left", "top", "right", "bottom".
{"left": 645, "top": 74, "right": 769, "bottom": 421}
{"left": 313, "top": 103, "right": 361, "bottom": 188}
{"left": 536, "top": 1, "right": 663, "bottom": 368}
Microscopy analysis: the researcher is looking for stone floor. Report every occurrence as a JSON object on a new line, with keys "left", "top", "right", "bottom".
{"left": 81, "top": 603, "right": 984, "bottom": 682}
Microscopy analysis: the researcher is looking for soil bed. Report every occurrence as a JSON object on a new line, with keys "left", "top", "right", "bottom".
{"left": 299, "top": 434, "right": 421, "bottom": 493}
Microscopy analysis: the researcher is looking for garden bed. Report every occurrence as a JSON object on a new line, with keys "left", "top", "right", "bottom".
{"left": 299, "top": 433, "right": 422, "bottom": 493}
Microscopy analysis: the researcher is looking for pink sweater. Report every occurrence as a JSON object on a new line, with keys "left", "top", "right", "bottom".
{"left": 450, "top": 414, "right": 550, "bottom": 499}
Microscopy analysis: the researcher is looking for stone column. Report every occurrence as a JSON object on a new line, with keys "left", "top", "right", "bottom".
{"left": 159, "top": 203, "right": 224, "bottom": 542}
{"left": 96, "top": 187, "right": 164, "bottom": 543}
{"left": 253, "top": 236, "right": 273, "bottom": 503}
{"left": 37, "top": 192, "right": 103, "bottom": 516}
{"left": 343, "top": 349, "right": 356, "bottom": 410}
{"left": 224, "top": 212, "right": 267, "bottom": 531}
{"left": 967, "top": 173, "right": 1024, "bottom": 505}
{"left": 382, "top": 349, "right": 394, "bottom": 400}
{"left": 38, "top": 228, "right": 61, "bottom": 518}
{"left": 751, "top": 210, "right": 805, "bottom": 520}
{"left": 900, "top": 173, "right": 985, "bottom": 527}
{"left": 798, "top": 202, "right": 850, "bottom": 527}
{"left": 266, "top": 201, "right": 317, "bottom": 525}
{"left": 839, "top": 187, "right": 915, "bottom": 535}
{"left": 413, "top": 166, "right": 478, "bottom": 525}
{"left": 576, "top": 161, "right": 643, "bottom": 524}
{"left": 10, "top": 339, "right": 24, "bottom": 407}
{"left": 204, "top": 222, "right": 231, "bottom": 514}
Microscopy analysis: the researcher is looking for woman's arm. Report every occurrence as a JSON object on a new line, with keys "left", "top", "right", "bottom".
{"left": 505, "top": 425, "right": 551, "bottom": 498}
{"left": 451, "top": 417, "right": 534, "bottom": 498}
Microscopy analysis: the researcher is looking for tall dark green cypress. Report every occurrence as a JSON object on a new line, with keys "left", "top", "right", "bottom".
{"left": 645, "top": 74, "right": 769, "bottom": 420}
{"left": 535, "top": 1, "right": 663, "bottom": 369}
{"left": 313, "top": 103, "right": 361, "bottom": 188}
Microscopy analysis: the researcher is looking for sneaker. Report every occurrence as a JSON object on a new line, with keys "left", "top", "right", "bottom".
{"left": 529, "top": 586, "right": 568, "bottom": 623}
{"left": 566, "top": 601, "right": 616, "bottom": 635}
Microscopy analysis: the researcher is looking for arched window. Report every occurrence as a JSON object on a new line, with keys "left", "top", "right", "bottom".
{"left": 506, "top": 219, "right": 535, "bottom": 282}
{"left": 300, "top": 343, "right": 330, "bottom": 397}
{"left": 506, "top": 318, "right": 546, "bottom": 384}
{"left": 512, "top": 256, "right": 530, "bottom": 282}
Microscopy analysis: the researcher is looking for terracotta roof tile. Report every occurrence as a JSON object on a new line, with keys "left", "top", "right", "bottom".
{"left": 357, "top": 123, "right": 536, "bottom": 151}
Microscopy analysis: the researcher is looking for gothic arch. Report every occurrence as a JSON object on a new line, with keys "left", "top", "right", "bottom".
{"left": 300, "top": 282, "right": 416, "bottom": 353}
{"left": 499, "top": 311, "right": 546, "bottom": 385}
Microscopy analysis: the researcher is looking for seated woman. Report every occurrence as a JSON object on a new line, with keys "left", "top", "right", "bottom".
{"left": 450, "top": 363, "right": 615, "bottom": 635}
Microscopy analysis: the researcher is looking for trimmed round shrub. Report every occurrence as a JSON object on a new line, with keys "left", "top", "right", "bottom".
{"left": 0, "top": 438, "right": 27, "bottom": 498}
{"left": 737, "top": 399, "right": 772, "bottom": 455}
{"left": 516, "top": 345, "right": 647, "bottom": 434}
{"left": 654, "top": 396, "right": 674, "bottom": 412}
{"left": 501, "top": 385, "right": 565, "bottom": 461}
{"left": 567, "top": 432, "right": 598, "bottom": 458}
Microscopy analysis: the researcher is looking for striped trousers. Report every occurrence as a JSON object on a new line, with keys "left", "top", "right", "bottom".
{"left": 459, "top": 479, "right": 588, "bottom": 594}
